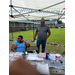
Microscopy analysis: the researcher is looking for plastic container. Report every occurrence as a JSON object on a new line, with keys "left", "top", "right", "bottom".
{"left": 34, "top": 40, "right": 37, "bottom": 44}
{"left": 48, "top": 55, "right": 56, "bottom": 61}
{"left": 48, "top": 55, "right": 56, "bottom": 64}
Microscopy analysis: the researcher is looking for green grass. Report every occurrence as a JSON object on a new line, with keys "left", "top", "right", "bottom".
{"left": 48, "top": 28, "right": 65, "bottom": 45}
{"left": 27, "top": 42, "right": 65, "bottom": 54}
{"left": 9, "top": 28, "right": 65, "bottom": 54}
{"left": 45, "top": 45, "right": 65, "bottom": 54}
{"left": 9, "top": 28, "right": 65, "bottom": 45}
{"left": 9, "top": 30, "right": 34, "bottom": 41}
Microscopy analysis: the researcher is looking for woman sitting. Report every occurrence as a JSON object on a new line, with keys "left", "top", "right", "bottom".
{"left": 11, "top": 35, "right": 30, "bottom": 52}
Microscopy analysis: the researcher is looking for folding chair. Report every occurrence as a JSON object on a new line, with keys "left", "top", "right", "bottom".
{"left": 27, "top": 46, "right": 38, "bottom": 53}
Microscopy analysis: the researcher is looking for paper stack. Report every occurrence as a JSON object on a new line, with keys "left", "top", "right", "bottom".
{"left": 26, "top": 54, "right": 43, "bottom": 61}
{"left": 36, "top": 63, "right": 49, "bottom": 74}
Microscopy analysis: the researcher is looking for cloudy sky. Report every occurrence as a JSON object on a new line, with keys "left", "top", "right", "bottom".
{"left": 61, "top": 19, "right": 65, "bottom": 23}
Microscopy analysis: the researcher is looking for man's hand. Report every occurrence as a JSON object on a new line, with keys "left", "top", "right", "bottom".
{"left": 34, "top": 32, "right": 37, "bottom": 41}
{"left": 44, "top": 37, "right": 48, "bottom": 40}
{"left": 44, "top": 33, "right": 51, "bottom": 40}
{"left": 9, "top": 58, "right": 42, "bottom": 75}
{"left": 34, "top": 37, "right": 36, "bottom": 41}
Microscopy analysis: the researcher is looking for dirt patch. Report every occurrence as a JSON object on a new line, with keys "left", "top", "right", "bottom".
{"left": 46, "top": 43, "right": 65, "bottom": 47}
{"left": 45, "top": 49, "right": 56, "bottom": 54}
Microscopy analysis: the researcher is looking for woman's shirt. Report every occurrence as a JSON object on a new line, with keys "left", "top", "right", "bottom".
{"left": 13, "top": 41, "right": 26, "bottom": 52}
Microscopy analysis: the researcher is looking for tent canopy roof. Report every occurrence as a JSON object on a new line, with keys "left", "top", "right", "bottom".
{"left": 9, "top": 0, "right": 65, "bottom": 21}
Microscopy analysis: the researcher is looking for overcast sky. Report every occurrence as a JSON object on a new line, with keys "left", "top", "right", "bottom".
{"left": 61, "top": 19, "right": 65, "bottom": 23}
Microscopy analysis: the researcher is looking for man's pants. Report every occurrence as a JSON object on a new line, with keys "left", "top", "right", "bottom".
{"left": 36, "top": 40, "right": 46, "bottom": 53}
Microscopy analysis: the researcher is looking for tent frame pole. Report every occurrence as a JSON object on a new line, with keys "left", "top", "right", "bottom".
{"left": 10, "top": 0, "right": 13, "bottom": 42}
{"left": 58, "top": 11, "right": 65, "bottom": 20}
{"left": 10, "top": 0, "right": 12, "bottom": 15}
{"left": 33, "top": 23, "right": 34, "bottom": 41}
{"left": 13, "top": 7, "right": 29, "bottom": 20}
{"left": 41, "top": 1, "right": 65, "bottom": 10}
{"left": 11, "top": 27, "right": 13, "bottom": 41}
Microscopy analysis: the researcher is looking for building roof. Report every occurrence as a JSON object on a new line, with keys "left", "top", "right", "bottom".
{"left": 9, "top": 20, "right": 34, "bottom": 24}
{"left": 9, "top": 20, "right": 57, "bottom": 24}
{"left": 57, "top": 24, "right": 65, "bottom": 25}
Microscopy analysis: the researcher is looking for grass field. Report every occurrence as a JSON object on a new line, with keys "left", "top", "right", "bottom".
{"left": 9, "top": 28, "right": 65, "bottom": 54}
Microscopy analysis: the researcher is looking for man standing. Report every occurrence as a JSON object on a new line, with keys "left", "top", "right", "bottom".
{"left": 34, "top": 18, "right": 51, "bottom": 53}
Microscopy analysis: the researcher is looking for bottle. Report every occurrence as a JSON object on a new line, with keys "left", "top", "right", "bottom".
{"left": 46, "top": 53, "right": 49, "bottom": 59}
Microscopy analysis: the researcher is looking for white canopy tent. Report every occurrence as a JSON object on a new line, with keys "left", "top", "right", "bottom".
{"left": 9, "top": 0, "right": 65, "bottom": 41}
{"left": 9, "top": 0, "right": 65, "bottom": 21}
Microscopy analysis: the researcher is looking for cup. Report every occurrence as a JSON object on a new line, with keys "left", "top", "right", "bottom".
{"left": 55, "top": 54, "right": 60, "bottom": 60}
{"left": 46, "top": 53, "right": 49, "bottom": 59}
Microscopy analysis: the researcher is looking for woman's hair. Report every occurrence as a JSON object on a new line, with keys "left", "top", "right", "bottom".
{"left": 18, "top": 35, "right": 23, "bottom": 39}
